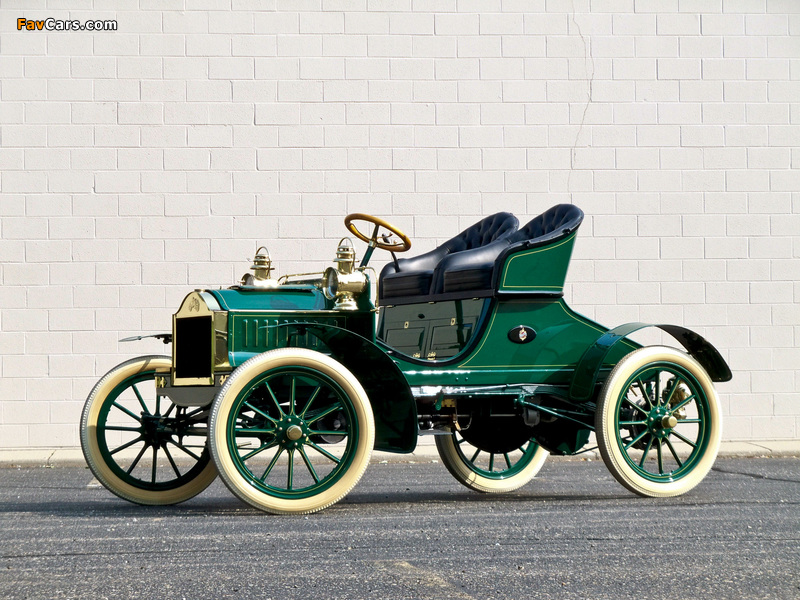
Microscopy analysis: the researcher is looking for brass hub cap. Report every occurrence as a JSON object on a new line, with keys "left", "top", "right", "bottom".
{"left": 661, "top": 415, "right": 678, "bottom": 429}
{"left": 286, "top": 425, "right": 303, "bottom": 441}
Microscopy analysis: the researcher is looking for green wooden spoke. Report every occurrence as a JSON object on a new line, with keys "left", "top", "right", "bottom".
{"left": 241, "top": 440, "right": 279, "bottom": 462}
{"left": 243, "top": 401, "right": 279, "bottom": 425}
{"left": 619, "top": 420, "right": 647, "bottom": 426}
{"left": 655, "top": 372, "right": 662, "bottom": 406}
{"left": 304, "top": 402, "right": 344, "bottom": 425}
{"left": 109, "top": 435, "right": 144, "bottom": 456}
{"left": 664, "top": 377, "right": 681, "bottom": 405}
{"left": 112, "top": 402, "right": 141, "bottom": 423}
{"left": 287, "top": 376, "right": 296, "bottom": 416}
{"left": 264, "top": 382, "right": 285, "bottom": 417}
{"left": 622, "top": 397, "right": 648, "bottom": 416}
{"left": 163, "top": 445, "right": 182, "bottom": 479}
{"left": 670, "top": 429, "right": 698, "bottom": 449}
{"left": 638, "top": 435, "right": 655, "bottom": 468}
{"left": 656, "top": 441, "right": 664, "bottom": 475}
{"left": 636, "top": 379, "right": 652, "bottom": 408}
{"left": 151, "top": 446, "right": 159, "bottom": 483}
{"left": 503, "top": 453, "right": 512, "bottom": 469}
{"left": 126, "top": 444, "right": 149, "bottom": 475}
{"left": 306, "top": 441, "right": 341, "bottom": 464}
{"left": 664, "top": 438, "right": 683, "bottom": 468}
{"left": 669, "top": 395, "right": 697, "bottom": 414}
{"left": 234, "top": 427, "right": 276, "bottom": 437}
{"left": 677, "top": 418, "right": 701, "bottom": 424}
{"left": 259, "top": 447, "right": 285, "bottom": 482}
{"left": 105, "top": 425, "right": 142, "bottom": 433}
{"left": 131, "top": 384, "right": 149, "bottom": 414}
{"left": 299, "top": 386, "right": 323, "bottom": 418}
{"left": 287, "top": 449, "right": 295, "bottom": 490}
{"left": 470, "top": 448, "right": 481, "bottom": 463}
{"left": 309, "top": 429, "right": 350, "bottom": 438}
{"left": 298, "top": 446, "right": 320, "bottom": 484}
{"left": 488, "top": 453, "right": 495, "bottom": 472}
{"left": 166, "top": 438, "right": 203, "bottom": 461}
{"left": 624, "top": 428, "right": 649, "bottom": 451}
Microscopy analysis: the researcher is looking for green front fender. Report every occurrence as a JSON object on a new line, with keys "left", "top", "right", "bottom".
{"left": 569, "top": 322, "right": 733, "bottom": 403}
{"left": 275, "top": 322, "right": 418, "bottom": 453}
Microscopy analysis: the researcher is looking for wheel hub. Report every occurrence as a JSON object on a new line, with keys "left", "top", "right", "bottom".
{"left": 647, "top": 406, "right": 677, "bottom": 439}
{"left": 140, "top": 413, "right": 176, "bottom": 444}
{"left": 277, "top": 415, "right": 308, "bottom": 449}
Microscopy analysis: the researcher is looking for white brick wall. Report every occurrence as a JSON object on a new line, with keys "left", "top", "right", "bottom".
{"left": 0, "top": 1, "right": 798, "bottom": 448}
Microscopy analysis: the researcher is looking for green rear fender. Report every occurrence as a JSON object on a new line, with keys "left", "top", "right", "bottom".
{"left": 275, "top": 323, "right": 418, "bottom": 453}
{"left": 569, "top": 322, "right": 733, "bottom": 403}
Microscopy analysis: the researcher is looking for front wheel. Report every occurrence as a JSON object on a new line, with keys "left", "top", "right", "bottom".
{"left": 209, "top": 348, "right": 375, "bottom": 515}
{"left": 596, "top": 346, "right": 722, "bottom": 498}
{"left": 80, "top": 356, "right": 217, "bottom": 505}
{"left": 435, "top": 431, "right": 548, "bottom": 493}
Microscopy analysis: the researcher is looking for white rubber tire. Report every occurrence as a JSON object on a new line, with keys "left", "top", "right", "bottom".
{"left": 80, "top": 356, "right": 217, "bottom": 505}
{"left": 210, "top": 348, "right": 374, "bottom": 515}
{"left": 596, "top": 346, "right": 722, "bottom": 498}
{"left": 435, "top": 433, "right": 548, "bottom": 493}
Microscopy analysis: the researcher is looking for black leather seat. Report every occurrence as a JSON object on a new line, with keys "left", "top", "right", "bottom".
{"left": 380, "top": 212, "right": 518, "bottom": 300}
{"left": 440, "top": 204, "right": 584, "bottom": 294}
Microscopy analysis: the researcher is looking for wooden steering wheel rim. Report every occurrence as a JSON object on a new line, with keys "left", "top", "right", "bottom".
{"left": 344, "top": 213, "right": 412, "bottom": 253}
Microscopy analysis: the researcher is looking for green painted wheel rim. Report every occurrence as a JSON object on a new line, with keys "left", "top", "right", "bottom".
{"left": 96, "top": 370, "right": 211, "bottom": 491}
{"left": 613, "top": 361, "right": 711, "bottom": 483}
{"left": 226, "top": 366, "right": 360, "bottom": 499}
{"left": 451, "top": 431, "right": 542, "bottom": 480}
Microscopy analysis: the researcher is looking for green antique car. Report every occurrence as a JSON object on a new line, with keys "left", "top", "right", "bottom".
{"left": 81, "top": 205, "right": 732, "bottom": 514}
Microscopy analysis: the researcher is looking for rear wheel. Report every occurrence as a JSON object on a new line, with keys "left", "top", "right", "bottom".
{"left": 436, "top": 430, "right": 548, "bottom": 493}
{"left": 210, "top": 349, "right": 374, "bottom": 515}
{"left": 80, "top": 356, "right": 217, "bottom": 505}
{"left": 596, "top": 346, "right": 722, "bottom": 498}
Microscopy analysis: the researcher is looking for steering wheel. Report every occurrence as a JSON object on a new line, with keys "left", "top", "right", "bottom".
{"left": 344, "top": 213, "right": 412, "bottom": 253}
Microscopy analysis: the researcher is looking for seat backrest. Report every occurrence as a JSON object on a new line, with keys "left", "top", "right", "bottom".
{"left": 507, "top": 204, "right": 584, "bottom": 246}
{"left": 444, "top": 212, "right": 518, "bottom": 253}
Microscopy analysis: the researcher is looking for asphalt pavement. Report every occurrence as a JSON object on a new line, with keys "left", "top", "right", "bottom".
{"left": 1, "top": 456, "right": 798, "bottom": 600}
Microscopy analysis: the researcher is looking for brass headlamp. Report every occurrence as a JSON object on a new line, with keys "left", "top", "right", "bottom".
{"left": 323, "top": 238, "right": 366, "bottom": 310}
{"left": 240, "top": 246, "right": 279, "bottom": 288}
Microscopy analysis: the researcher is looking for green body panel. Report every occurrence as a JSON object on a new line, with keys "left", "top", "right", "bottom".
{"left": 207, "top": 287, "right": 374, "bottom": 368}
{"left": 497, "top": 232, "right": 578, "bottom": 294}
{"left": 206, "top": 286, "right": 416, "bottom": 453}
{"left": 211, "top": 286, "right": 330, "bottom": 312}
{"left": 389, "top": 298, "right": 637, "bottom": 390}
